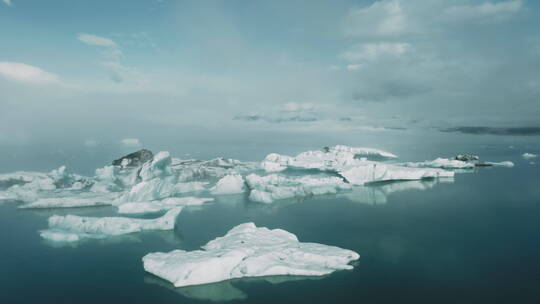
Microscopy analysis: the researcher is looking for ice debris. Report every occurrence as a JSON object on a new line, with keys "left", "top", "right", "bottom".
{"left": 40, "top": 207, "right": 182, "bottom": 242}
{"left": 142, "top": 222, "right": 359, "bottom": 287}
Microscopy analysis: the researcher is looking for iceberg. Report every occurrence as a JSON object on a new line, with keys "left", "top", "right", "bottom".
{"left": 19, "top": 192, "right": 119, "bottom": 209}
{"left": 338, "top": 162, "right": 454, "bottom": 185}
{"left": 453, "top": 154, "right": 514, "bottom": 168}
{"left": 401, "top": 158, "right": 475, "bottom": 170}
{"left": 0, "top": 166, "right": 93, "bottom": 202}
{"left": 261, "top": 145, "right": 397, "bottom": 173}
{"left": 245, "top": 174, "right": 351, "bottom": 203}
{"left": 142, "top": 222, "right": 359, "bottom": 287}
{"left": 40, "top": 207, "right": 182, "bottom": 242}
{"left": 210, "top": 174, "right": 246, "bottom": 195}
{"left": 171, "top": 157, "right": 258, "bottom": 182}
{"left": 117, "top": 197, "right": 214, "bottom": 214}
{"left": 115, "top": 151, "right": 208, "bottom": 203}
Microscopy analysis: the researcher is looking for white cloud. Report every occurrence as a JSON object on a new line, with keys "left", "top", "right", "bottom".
{"left": 446, "top": 0, "right": 522, "bottom": 20}
{"left": 344, "top": 0, "right": 407, "bottom": 38}
{"left": 3, "top": 0, "right": 12, "bottom": 6}
{"left": 282, "top": 102, "right": 316, "bottom": 112}
{"left": 341, "top": 42, "right": 411, "bottom": 62}
{"left": 77, "top": 33, "right": 117, "bottom": 47}
{"left": 121, "top": 138, "right": 142, "bottom": 147}
{"left": 346, "top": 64, "right": 363, "bottom": 71}
{"left": 0, "top": 62, "right": 59, "bottom": 84}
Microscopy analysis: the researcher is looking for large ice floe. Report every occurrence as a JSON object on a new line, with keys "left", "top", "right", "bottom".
{"left": 261, "top": 145, "right": 397, "bottom": 172}
{"left": 40, "top": 207, "right": 182, "bottom": 242}
{"left": 245, "top": 174, "right": 351, "bottom": 204}
{"left": 142, "top": 222, "right": 359, "bottom": 287}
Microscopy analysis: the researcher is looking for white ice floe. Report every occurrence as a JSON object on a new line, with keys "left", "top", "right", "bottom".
{"left": 40, "top": 207, "right": 182, "bottom": 242}
{"left": 484, "top": 161, "right": 514, "bottom": 167}
{"left": 210, "top": 174, "right": 246, "bottom": 195}
{"left": 245, "top": 174, "right": 351, "bottom": 203}
{"left": 401, "top": 158, "right": 475, "bottom": 170}
{"left": 522, "top": 153, "right": 537, "bottom": 160}
{"left": 117, "top": 197, "right": 214, "bottom": 214}
{"left": 338, "top": 162, "right": 454, "bottom": 185}
{"left": 19, "top": 192, "right": 119, "bottom": 209}
{"left": 142, "top": 222, "right": 359, "bottom": 287}
{"left": 261, "top": 145, "right": 397, "bottom": 173}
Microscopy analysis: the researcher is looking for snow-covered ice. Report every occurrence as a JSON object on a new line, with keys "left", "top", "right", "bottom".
{"left": 117, "top": 197, "right": 214, "bottom": 214}
{"left": 40, "top": 207, "right": 182, "bottom": 242}
{"left": 142, "top": 222, "right": 359, "bottom": 287}
{"left": 245, "top": 174, "right": 351, "bottom": 203}
{"left": 210, "top": 174, "right": 246, "bottom": 195}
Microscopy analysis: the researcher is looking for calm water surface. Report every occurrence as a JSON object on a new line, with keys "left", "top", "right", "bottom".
{"left": 1, "top": 142, "right": 539, "bottom": 303}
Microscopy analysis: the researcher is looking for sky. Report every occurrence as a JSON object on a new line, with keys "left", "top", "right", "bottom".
{"left": 0, "top": 0, "right": 539, "bottom": 150}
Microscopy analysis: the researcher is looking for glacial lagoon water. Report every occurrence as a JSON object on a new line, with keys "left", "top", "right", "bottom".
{"left": 1, "top": 140, "right": 539, "bottom": 303}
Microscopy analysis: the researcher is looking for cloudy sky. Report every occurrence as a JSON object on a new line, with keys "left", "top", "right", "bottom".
{"left": 1, "top": 0, "right": 539, "bottom": 148}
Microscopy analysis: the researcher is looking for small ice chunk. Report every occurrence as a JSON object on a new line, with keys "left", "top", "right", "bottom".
{"left": 40, "top": 207, "right": 182, "bottom": 242}
{"left": 210, "top": 174, "right": 246, "bottom": 195}
{"left": 142, "top": 222, "right": 359, "bottom": 287}
{"left": 522, "top": 153, "right": 537, "bottom": 160}
{"left": 118, "top": 197, "right": 214, "bottom": 214}
{"left": 339, "top": 162, "right": 454, "bottom": 185}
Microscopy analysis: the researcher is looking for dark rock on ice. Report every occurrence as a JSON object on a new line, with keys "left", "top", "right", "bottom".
{"left": 112, "top": 149, "right": 154, "bottom": 168}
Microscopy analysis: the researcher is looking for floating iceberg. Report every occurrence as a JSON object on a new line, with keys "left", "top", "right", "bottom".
{"left": 453, "top": 154, "right": 514, "bottom": 168}
{"left": 19, "top": 192, "right": 119, "bottom": 209}
{"left": 522, "top": 153, "right": 537, "bottom": 160}
{"left": 0, "top": 166, "right": 93, "bottom": 202}
{"left": 261, "top": 145, "right": 397, "bottom": 173}
{"left": 245, "top": 174, "right": 351, "bottom": 203}
{"left": 210, "top": 174, "right": 246, "bottom": 195}
{"left": 117, "top": 197, "right": 214, "bottom": 214}
{"left": 401, "top": 158, "right": 475, "bottom": 170}
{"left": 338, "top": 162, "right": 454, "bottom": 185}
{"left": 142, "top": 222, "right": 359, "bottom": 287}
{"left": 40, "top": 207, "right": 182, "bottom": 242}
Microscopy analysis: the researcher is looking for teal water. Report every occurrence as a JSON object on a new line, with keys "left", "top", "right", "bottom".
{"left": 1, "top": 142, "right": 539, "bottom": 303}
